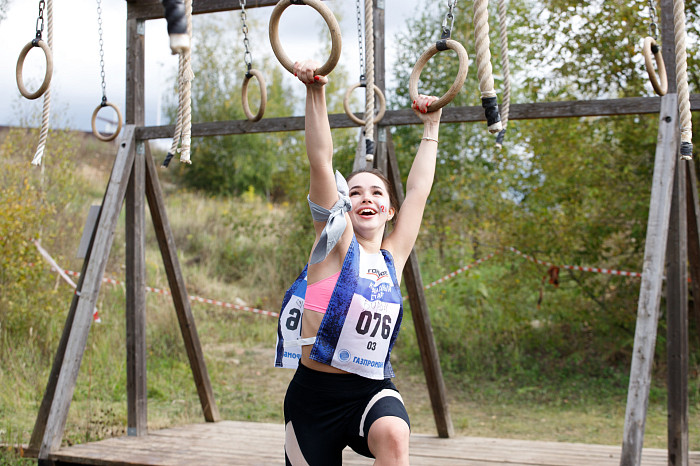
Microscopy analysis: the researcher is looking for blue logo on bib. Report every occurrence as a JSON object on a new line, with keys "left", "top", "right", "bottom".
{"left": 338, "top": 349, "right": 351, "bottom": 362}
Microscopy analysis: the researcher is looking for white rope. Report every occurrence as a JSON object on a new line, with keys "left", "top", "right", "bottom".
{"left": 473, "top": 0, "right": 502, "bottom": 134}
{"left": 495, "top": 0, "right": 510, "bottom": 148}
{"left": 363, "top": 0, "right": 374, "bottom": 165}
{"left": 673, "top": 0, "right": 693, "bottom": 160}
{"left": 31, "top": 0, "right": 53, "bottom": 166}
{"left": 169, "top": 0, "right": 194, "bottom": 164}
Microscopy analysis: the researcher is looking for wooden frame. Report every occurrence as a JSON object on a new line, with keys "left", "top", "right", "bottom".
{"left": 30, "top": 0, "right": 697, "bottom": 463}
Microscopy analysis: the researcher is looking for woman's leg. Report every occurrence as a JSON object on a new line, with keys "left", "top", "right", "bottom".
{"left": 367, "top": 416, "right": 410, "bottom": 466}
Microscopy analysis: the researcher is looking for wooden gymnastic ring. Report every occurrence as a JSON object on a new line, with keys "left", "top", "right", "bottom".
{"left": 16, "top": 39, "right": 53, "bottom": 100}
{"left": 268, "top": 0, "right": 342, "bottom": 77}
{"left": 91, "top": 101, "right": 123, "bottom": 142}
{"left": 242, "top": 69, "right": 267, "bottom": 122}
{"left": 343, "top": 83, "right": 386, "bottom": 125}
{"left": 642, "top": 37, "right": 667, "bottom": 96}
{"left": 409, "top": 39, "right": 469, "bottom": 112}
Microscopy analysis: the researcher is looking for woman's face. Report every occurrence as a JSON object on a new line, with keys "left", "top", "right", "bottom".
{"left": 347, "top": 172, "right": 395, "bottom": 235}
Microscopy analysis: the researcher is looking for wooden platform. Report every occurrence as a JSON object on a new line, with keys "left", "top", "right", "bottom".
{"left": 43, "top": 420, "right": 699, "bottom": 465}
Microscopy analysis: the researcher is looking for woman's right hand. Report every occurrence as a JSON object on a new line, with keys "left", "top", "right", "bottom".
{"left": 412, "top": 94, "right": 442, "bottom": 125}
{"left": 293, "top": 60, "right": 328, "bottom": 87}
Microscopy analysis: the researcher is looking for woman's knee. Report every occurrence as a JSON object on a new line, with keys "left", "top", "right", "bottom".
{"left": 367, "top": 416, "right": 410, "bottom": 462}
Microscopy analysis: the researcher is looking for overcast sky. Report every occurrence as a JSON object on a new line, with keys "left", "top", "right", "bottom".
{"left": 0, "top": 0, "right": 436, "bottom": 132}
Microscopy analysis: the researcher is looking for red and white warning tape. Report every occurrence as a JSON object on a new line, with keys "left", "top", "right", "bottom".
{"left": 507, "top": 247, "right": 643, "bottom": 278}
{"left": 63, "top": 269, "right": 279, "bottom": 318}
{"left": 424, "top": 252, "right": 499, "bottom": 290}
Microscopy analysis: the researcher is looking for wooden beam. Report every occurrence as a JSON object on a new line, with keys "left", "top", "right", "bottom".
{"left": 38, "top": 127, "right": 137, "bottom": 459}
{"left": 134, "top": 95, "right": 700, "bottom": 140}
{"left": 666, "top": 159, "right": 689, "bottom": 466}
{"left": 29, "top": 204, "right": 105, "bottom": 456}
{"left": 687, "top": 165, "right": 700, "bottom": 348}
{"left": 384, "top": 132, "right": 454, "bottom": 439}
{"left": 126, "top": 17, "right": 145, "bottom": 126}
{"left": 126, "top": 141, "right": 148, "bottom": 436}
{"left": 620, "top": 94, "right": 679, "bottom": 466}
{"left": 373, "top": 0, "right": 388, "bottom": 174}
{"left": 127, "top": 0, "right": 286, "bottom": 20}
{"left": 144, "top": 144, "right": 221, "bottom": 423}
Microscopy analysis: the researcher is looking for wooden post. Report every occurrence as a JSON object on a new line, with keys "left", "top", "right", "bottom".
{"left": 37, "top": 127, "right": 137, "bottom": 459}
{"left": 666, "top": 158, "right": 689, "bottom": 466}
{"left": 620, "top": 95, "right": 679, "bottom": 466}
{"left": 385, "top": 132, "right": 454, "bottom": 438}
{"left": 687, "top": 165, "right": 700, "bottom": 346}
{"left": 144, "top": 145, "right": 221, "bottom": 422}
{"left": 125, "top": 7, "right": 148, "bottom": 436}
{"left": 373, "top": 0, "right": 388, "bottom": 174}
{"left": 125, "top": 141, "right": 148, "bottom": 436}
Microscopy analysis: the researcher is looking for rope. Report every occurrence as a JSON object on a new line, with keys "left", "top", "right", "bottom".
{"left": 673, "top": 0, "right": 693, "bottom": 160}
{"left": 166, "top": 0, "right": 194, "bottom": 166}
{"left": 31, "top": 0, "right": 53, "bottom": 166}
{"left": 473, "top": 0, "right": 502, "bottom": 134}
{"left": 495, "top": 0, "right": 510, "bottom": 148}
{"left": 363, "top": 0, "right": 375, "bottom": 165}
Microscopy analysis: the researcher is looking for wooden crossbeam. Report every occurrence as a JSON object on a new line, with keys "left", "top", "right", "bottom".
{"left": 134, "top": 95, "right": 700, "bottom": 140}
{"left": 128, "top": 0, "right": 291, "bottom": 20}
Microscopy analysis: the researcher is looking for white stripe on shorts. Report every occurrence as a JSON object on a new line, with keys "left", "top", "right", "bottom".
{"left": 358, "top": 389, "right": 405, "bottom": 437}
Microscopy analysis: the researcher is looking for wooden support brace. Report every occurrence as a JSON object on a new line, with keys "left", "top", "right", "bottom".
{"left": 143, "top": 143, "right": 221, "bottom": 422}
{"left": 126, "top": 141, "right": 148, "bottom": 436}
{"left": 35, "top": 126, "right": 137, "bottom": 459}
{"left": 666, "top": 158, "right": 689, "bottom": 466}
{"left": 687, "top": 164, "right": 700, "bottom": 347}
{"left": 620, "top": 94, "right": 679, "bottom": 466}
{"left": 384, "top": 131, "right": 454, "bottom": 438}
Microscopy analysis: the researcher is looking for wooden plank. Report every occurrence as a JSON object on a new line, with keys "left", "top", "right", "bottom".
{"left": 38, "top": 126, "right": 137, "bottom": 459}
{"left": 620, "top": 94, "right": 680, "bottom": 466}
{"left": 687, "top": 165, "right": 700, "bottom": 347}
{"left": 47, "top": 421, "right": 700, "bottom": 466}
{"left": 667, "top": 158, "right": 689, "bottom": 466}
{"left": 134, "top": 95, "right": 700, "bottom": 140}
{"left": 29, "top": 202, "right": 106, "bottom": 455}
{"left": 373, "top": 0, "right": 388, "bottom": 174}
{"left": 126, "top": 17, "right": 145, "bottom": 127}
{"left": 143, "top": 144, "right": 220, "bottom": 422}
{"left": 384, "top": 132, "right": 454, "bottom": 438}
{"left": 126, "top": 141, "right": 148, "bottom": 436}
{"left": 127, "top": 0, "right": 282, "bottom": 20}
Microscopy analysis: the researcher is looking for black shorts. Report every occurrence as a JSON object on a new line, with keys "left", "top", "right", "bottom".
{"left": 283, "top": 363, "right": 410, "bottom": 465}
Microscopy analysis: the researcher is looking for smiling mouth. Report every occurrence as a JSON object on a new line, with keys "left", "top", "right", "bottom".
{"left": 357, "top": 208, "right": 377, "bottom": 216}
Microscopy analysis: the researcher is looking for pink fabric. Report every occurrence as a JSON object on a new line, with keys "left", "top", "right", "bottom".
{"left": 305, "top": 271, "right": 340, "bottom": 314}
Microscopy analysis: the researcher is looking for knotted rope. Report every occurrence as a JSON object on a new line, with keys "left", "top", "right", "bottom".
{"left": 673, "top": 0, "right": 693, "bottom": 160}
{"left": 495, "top": 0, "right": 510, "bottom": 148}
{"left": 32, "top": 0, "right": 53, "bottom": 166}
{"left": 166, "top": 0, "right": 194, "bottom": 166}
{"left": 363, "top": 0, "right": 375, "bottom": 165}
{"left": 473, "top": 0, "right": 501, "bottom": 134}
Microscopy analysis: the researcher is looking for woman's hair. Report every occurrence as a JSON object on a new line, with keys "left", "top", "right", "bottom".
{"left": 347, "top": 168, "right": 400, "bottom": 222}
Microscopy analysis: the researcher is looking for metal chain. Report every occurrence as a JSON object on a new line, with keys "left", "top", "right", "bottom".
{"left": 355, "top": 0, "right": 365, "bottom": 80}
{"left": 240, "top": 0, "right": 253, "bottom": 73}
{"left": 441, "top": 0, "right": 457, "bottom": 39}
{"left": 96, "top": 0, "right": 107, "bottom": 102}
{"left": 35, "top": 0, "right": 45, "bottom": 39}
{"left": 647, "top": 0, "right": 658, "bottom": 40}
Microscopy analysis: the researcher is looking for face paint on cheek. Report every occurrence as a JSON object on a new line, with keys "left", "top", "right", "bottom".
{"left": 377, "top": 199, "right": 389, "bottom": 215}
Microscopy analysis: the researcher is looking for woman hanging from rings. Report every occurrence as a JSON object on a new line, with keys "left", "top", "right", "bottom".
{"left": 276, "top": 57, "right": 441, "bottom": 466}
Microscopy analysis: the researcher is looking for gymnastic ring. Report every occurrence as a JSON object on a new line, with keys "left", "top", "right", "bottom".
{"left": 343, "top": 83, "right": 386, "bottom": 125}
{"left": 409, "top": 39, "right": 469, "bottom": 112}
{"left": 242, "top": 69, "right": 267, "bottom": 122}
{"left": 91, "top": 101, "right": 123, "bottom": 142}
{"left": 642, "top": 37, "right": 667, "bottom": 96}
{"left": 268, "top": 0, "right": 342, "bottom": 77}
{"left": 16, "top": 39, "right": 54, "bottom": 100}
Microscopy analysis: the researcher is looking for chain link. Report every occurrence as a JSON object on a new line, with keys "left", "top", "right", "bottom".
{"left": 96, "top": 0, "right": 107, "bottom": 101}
{"left": 355, "top": 0, "right": 365, "bottom": 79}
{"left": 647, "top": 0, "right": 658, "bottom": 40}
{"left": 240, "top": 0, "right": 253, "bottom": 72}
{"left": 441, "top": 0, "right": 457, "bottom": 38}
{"left": 35, "top": 0, "right": 45, "bottom": 39}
